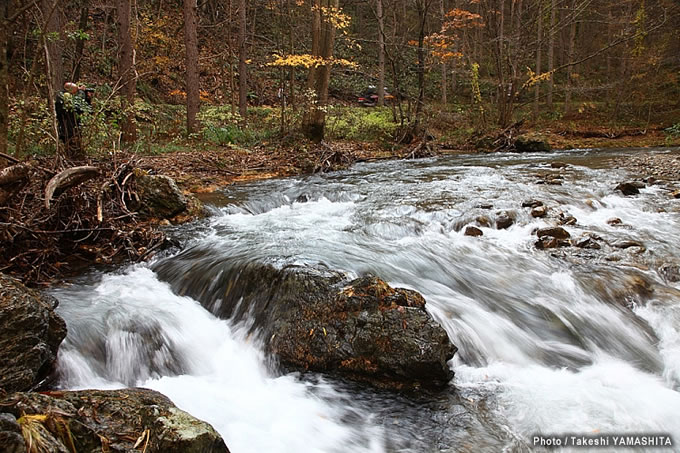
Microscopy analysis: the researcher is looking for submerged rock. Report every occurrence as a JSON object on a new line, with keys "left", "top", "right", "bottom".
{"left": 658, "top": 263, "right": 680, "bottom": 283}
{"left": 1, "top": 388, "right": 229, "bottom": 453}
{"left": 0, "top": 274, "right": 67, "bottom": 393}
{"left": 153, "top": 259, "right": 456, "bottom": 389}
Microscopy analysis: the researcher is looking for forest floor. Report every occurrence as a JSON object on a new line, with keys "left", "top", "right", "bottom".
{"left": 2, "top": 113, "right": 678, "bottom": 286}
{"left": 138, "top": 123, "right": 677, "bottom": 194}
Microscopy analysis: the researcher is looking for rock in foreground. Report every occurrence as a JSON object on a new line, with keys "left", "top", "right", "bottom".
{"left": 1, "top": 388, "right": 229, "bottom": 453}
{"left": 269, "top": 276, "right": 456, "bottom": 389}
{"left": 154, "top": 260, "right": 456, "bottom": 390}
{"left": 0, "top": 274, "right": 67, "bottom": 393}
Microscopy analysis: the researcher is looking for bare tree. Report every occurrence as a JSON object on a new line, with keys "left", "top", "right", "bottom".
{"left": 184, "top": 0, "right": 200, "bottom": 134}
{"left": 533, "top": 0, "right": 543, "bottom": 120}
{"left": 377, "top": 0, "right": 385, "bottom": 106}
{"left": 116, "top": 0, "right": 136, "bottom": 145}
{"left": 41, "top": 0, "right": 63, "bottom": 93}
{"left": 302, "top": 0, "right": 339, "bottom": 142}
{"left": 546, "top": 0, "right": 556, "bottom": 109}
{"left": 238, "top": 0, "right": 247, "bottom": 118}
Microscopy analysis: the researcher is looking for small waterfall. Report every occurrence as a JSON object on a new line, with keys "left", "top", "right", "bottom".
{"left": 54, "top": 148, "right": 680, "bottom": 451}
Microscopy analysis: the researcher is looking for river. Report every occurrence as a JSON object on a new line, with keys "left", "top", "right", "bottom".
{"left": 52, "top": 147, "right": 680, "bottom": 452}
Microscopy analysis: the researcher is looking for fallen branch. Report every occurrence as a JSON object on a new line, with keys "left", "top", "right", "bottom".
{"left": 45, "top": 166, "right": 100, "bottom": 209}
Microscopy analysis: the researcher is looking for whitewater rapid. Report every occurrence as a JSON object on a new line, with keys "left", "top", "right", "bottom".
{"left": 53, "top": 148, "right": 680, "bottom": 452}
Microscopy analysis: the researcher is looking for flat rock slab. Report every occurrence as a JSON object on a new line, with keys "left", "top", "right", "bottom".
{"left": 1, "top": 388, "right": 229, "bottom": 453}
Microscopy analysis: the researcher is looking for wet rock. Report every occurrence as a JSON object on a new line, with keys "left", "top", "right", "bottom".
{"left": 573, "top": 236, "right": 601, "bottom": 250}
{"left": 522, "top": 199, "right": 543, "bottom": 208}
{"left": 671, "top": 189, "right": 680, "bottom": 199}
{"left": 154, "top": 259, "right": 456, "bottom": 390}
{"left": 612, "top": 239, "right": 645, "bottom": 250}
{"left": 269, "top": 275, "right": 456, "bottom": 389}
{"left": 536, "top": 227, "right": 571, "bottom": 240}
{"left": 475, "top": 215, "right": 491, "bottom": 227}
{"left": 464, "top": 226, "right": 483, "bottom": 237}
{"left": 495, "top": 211, "right": 514, "bottom": 230}
{"left": 557, "top": 213, "right": 577, "bottom": 226}
{"left": 531, "top": 205, "right": 548, "bottom": 218}
{"left": 0, "top": 413, "right": 26, "bottom": 453}
{"left": 514, "top": 135, "right": 551, "bottom": 153}
{"left": 0, "top": 389, "right": 229, "bottom": 453}
{"left": 550, "top": 162, "right": 568, "bottom": 168}
{"left": 658, "top": 264, "right": 680, "bottom": 283}
{"left": 0, "top": 274, "right": 67, "bottom": 393}
{"left": 607, "top": 217, "right": 623, "bottom": 226}
{"left": 615, "top": 182, "right": 642, "bottom": 196}
{"left": 535, "top": 237, "right": 570, "bottom": 249}
{"left": 295, "top": 193, "right": 311, "bottom": 203}
{"left": 134, "top": 171, "right": 188, "bottom": 219}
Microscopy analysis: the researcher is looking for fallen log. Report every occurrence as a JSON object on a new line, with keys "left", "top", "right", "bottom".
{"left": 0, "top": 164, "right": 30, "bottom": 205}
{"left": 0, "top": 163, "right": 29, "bottom": 186}
{"left": 44, "top": 166, "right": 100, "bottom": 209}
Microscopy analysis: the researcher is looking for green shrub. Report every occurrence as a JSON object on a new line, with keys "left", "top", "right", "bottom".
{"left": 326, "top": 107, "right": 398, "bottom": 141}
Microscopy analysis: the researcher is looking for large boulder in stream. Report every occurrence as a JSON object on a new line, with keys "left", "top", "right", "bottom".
{"left": 0, "top": 274, "right": 67, "bottom": 393}
{"left": 133, "top": 170, "right": 188, "bottom": 219}
{"left": 514, "top": 135, "right": 551, "bottom": 153}
{"left": 0, "top": 388, "right": 229, "bottom": 453}
{"left": 154, "top": 260, "right": 456, "bottom": 389}
{"left": 269, "top": 276, "right": 456, "bottom": 389}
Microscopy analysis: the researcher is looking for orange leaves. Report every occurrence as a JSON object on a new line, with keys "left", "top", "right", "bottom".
{"left": 443, "top": 8, "right": 484, "bottom": 30}
{"left": 423, "top": 8, "right": 483, "bottom": 63}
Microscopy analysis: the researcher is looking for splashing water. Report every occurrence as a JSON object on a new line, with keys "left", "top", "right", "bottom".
{"left": 54, "top": 148, "right": 680, "bottom": 451}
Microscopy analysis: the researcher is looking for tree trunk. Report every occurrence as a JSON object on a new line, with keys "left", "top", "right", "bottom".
{"left": 377, "top": 0, "right": 385, "bottom": 106}
{"left": 414, "top": 0, "right": 431, "bottom": 128}
{"left": 42, "top": 0, "right": 63, "bottom": 93}
{"left": 116, "top": 0, "right": 136, "bottom": 145}
{"left": 302, "top": 0, "right": 338, "bottom": 142}
{"left": 564, "top": 0, "right": 577, "bottom": 116}
{"left": 0, "top": 3, "right": 8, "bottom": 156}
{"left": 533, "top": 2, "right": 543, "bottom": 121}
{"left": 184, "top": 0, "right": 200, "bottom": 134}
{"left": 238, "top": 0, "right": 247, "bottom": 119}
{"left": 72, "top": 3, "right": 89, "bottom": 82}
{"left": 546, "top": 0, "right": 556, "bottom": 109}
{"left": 439, "top": 0, "right": 447, "bottom": 106}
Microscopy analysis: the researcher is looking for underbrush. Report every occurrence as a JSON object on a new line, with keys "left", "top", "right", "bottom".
{"left": 326, "top": 106, "right": 398, "bottom": 142}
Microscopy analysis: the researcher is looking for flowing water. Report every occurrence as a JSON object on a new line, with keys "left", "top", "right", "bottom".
{"left": 53, "top": 148, "right": 680, "bottom": 452}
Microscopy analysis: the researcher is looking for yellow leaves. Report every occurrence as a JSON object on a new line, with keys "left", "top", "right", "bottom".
{"left": 312, "top": 5, "right": 351, "bottom": 30}
{"left": 523, "top": 67, "right": 554, "bottom": 89}
{"left": 267, "top": 54, "right": 357, "bottom": 69}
